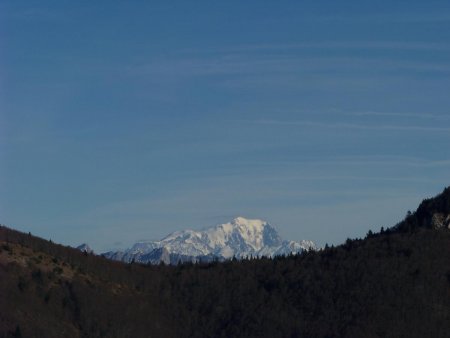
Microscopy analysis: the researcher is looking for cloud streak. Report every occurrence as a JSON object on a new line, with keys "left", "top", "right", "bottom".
{"left": 244, "top": 156, "right": 450, "bottom": 169}
{"left": 180, "top": 41, "right": 450, "bottom": 58}
{"left": 129, "top": 46, "right": 450, "bottom": 82}
{"left": 347, "top": 111, "right": 450, "bottom": 120}
{"left": 252, "top": 119, "right": 450, "bottom": 132}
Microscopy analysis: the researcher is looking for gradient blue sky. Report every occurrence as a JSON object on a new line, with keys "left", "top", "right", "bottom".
{"left": 1, "top": 1, "right": 450, "bottom": 252}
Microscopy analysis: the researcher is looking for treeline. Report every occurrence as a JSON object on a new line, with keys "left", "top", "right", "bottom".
{"left": 394, "top": 186, "right": 450, "bottom": 232}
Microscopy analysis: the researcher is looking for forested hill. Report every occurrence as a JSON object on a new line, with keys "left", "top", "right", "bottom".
{"left": 394, "top": 186, "right": 450, "bottom": 232}
{"left": 1, "top": 188, "right": 450, "bottom": 337}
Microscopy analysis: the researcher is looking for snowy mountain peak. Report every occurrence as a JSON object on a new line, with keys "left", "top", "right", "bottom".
{"left": 219, "top": 216, "right": 274, "bottom": 251}
{"left": 102, "top": 217, "right": 315, "bottom": 264}
{"left": 76, "top": 243, "right": 94, "bottom": 254}
{"left": 232, "top": 216, "right": 267, "bottom": 227}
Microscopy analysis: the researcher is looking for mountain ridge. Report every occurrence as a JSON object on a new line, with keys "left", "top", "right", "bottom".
{"left": 101, "top": 216, "right": 315, "bottom": 264}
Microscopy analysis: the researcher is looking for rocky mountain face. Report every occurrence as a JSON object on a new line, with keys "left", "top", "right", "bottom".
{"left": 101, "top": 217, "right": 315, "bottom": 265}
{"left": 431, "top": 213, "right": 450, "bottom": 229}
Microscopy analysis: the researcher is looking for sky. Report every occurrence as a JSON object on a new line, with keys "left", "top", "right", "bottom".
{"left": 1, "top": 1, "right": 450, "bottom": 252}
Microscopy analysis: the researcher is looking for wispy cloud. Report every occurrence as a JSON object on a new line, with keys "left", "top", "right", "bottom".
{"left": 128, "top": 47, "right": 450, "bottom": 92}
{"left": 134, "top": 55, "right": 450, "bottom": 77}
{"left": 247, "top": 155, "right": 450, "bottom": 169}
{"left": 347, "top": 111, "right": 450, "bottom": 120}
{"left": 260, "top": 175, "right": 442, "bottom": 184}
{"left": 318, "top": 155, "right": 450, "bottom": 168}
{"left": 252, "top": 119, "right": 450, "bottom": 132}
{"left": 384, "top": 13, "right": 450, "bottom": 23}
{"left": 284, "top": 12, "right": 450, "bottom": 24}
{"left": 181, "top": 41, "right": 450, "bottom": 56}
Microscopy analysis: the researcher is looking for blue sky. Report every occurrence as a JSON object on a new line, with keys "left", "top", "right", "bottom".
{"left": 1, "top": 1, "right": 450, "bottom": 251}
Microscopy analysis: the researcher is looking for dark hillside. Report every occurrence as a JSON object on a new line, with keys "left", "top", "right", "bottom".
{"left": 394, "top": 187, "right": 450, "bottom": 232}
{"left": 0, "top": 228, "right": 176, "bottom": 338}
{"left": 1, "top": 187, "right": 450, "bottom": 337}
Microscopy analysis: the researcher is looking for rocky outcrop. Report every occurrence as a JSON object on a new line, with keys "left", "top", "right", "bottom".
{"left": 431, "top": 213, "right": 450, "bottom": 229}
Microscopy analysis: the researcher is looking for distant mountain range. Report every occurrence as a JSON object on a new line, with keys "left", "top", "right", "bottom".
{"left": 99, "top": 217, "right": 315, "bottom": 265}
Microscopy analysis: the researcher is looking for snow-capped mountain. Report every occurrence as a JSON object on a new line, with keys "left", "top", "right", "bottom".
{"left": 102, "top": 217, "right": 315, "bottom": 265}
{"left": 76, "top": 243, "right": 94, "bottom": 254}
